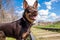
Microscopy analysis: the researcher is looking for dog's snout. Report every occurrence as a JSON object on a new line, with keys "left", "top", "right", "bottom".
{"left": 32, "top": 13, "right": 37, "bottom": 16}
{"left": 32, "top": 11, "right": 37, "bottom": 16}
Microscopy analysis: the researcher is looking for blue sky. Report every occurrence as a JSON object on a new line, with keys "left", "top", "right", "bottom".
{"left": 3, "top": 0, "right": 60, "bottom": 22}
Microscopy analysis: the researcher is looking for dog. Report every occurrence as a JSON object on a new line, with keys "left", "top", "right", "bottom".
{"left": 0, "top": 0, "right": 38, "bottom": 40}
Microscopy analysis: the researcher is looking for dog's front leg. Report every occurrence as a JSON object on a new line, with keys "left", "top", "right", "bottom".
{"left": 0, "top": 31, "right": 6, "bottom": 40}
{"left": 16, "top": 39, "right": 23, "bottom": 40}
{"left": 16, "top": 37, "right": 21, "bottom": 40}
{"left": 16, "top": 37, "right": 25, "bottom": 40}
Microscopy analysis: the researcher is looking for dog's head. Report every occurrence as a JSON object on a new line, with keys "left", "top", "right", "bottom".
{"left": 23, "top": 0, "right": 38, "bottom": 23}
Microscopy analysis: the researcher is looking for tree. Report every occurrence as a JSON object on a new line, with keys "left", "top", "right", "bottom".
{"left": 0, "top": 0, "right": 18, "bottom": 23}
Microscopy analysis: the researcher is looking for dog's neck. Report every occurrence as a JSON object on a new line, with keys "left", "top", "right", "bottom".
{"left": 20, "top": 18, "right": 33, "bottom": 28}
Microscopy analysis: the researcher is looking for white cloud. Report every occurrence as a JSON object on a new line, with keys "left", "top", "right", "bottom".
{"left": 50, "top": 13, "right": 58, "bottom": 20}
{"left": 49, "top": 13, "right": 60, "bottom": 21}
{"left": 35, "top": 9, "right": 60, "bottom": 22}
{"left": 38, "top": 9, "right": 49, "bottom": 16}
{"left": 47, "top": 5, "right": 51, "bottom": 10}
{"left": 35, "top": 14, "right": 41, "bottom": 21}
{"left": 45, "top": 2, "right": 52, "bottom": 6}
{"left": 38, "top": 3, "right": 41, "bottom": 9}
{"left": 42, "top": 0, "right": 60, "bottom": 22}
{"left": 45, "top": 0, "right": 59, "bottom": 10}
{"left": 51, "top": 0, "right": 59, "bottom": 2}
{"left": 35, "top": 15, "right": 50, "bottom": 22}
{"left": 50, "top": 13, "right": 56, "bottom": 17}
{"left": 41, "top": 16, "right": 48, "bottom": 19}
{"left": 45, "top": 1, "right": 52, "bottom": 10}
{"left": 21, "top": 3, "right": 23, "bottom": 9}
{"left": 38, "top": 0, "right": 60, "bottom": 22}
{"left": 16, "top": 10, "right": 24, "bottom": 19}
{"left": 38, "top": 3, "right": 41, "bottom": 8}
{"left": 21, "top": 6, "right": 23, "bottom": 9}
{"left": 56, "top": 16, "right": 60, "bottom": 21}
{"left": 35, "top": 14, "right": 47, "bottom": 22}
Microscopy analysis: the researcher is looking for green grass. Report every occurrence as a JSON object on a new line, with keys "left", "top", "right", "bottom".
{"left": 6, "top": 37, "right": 15, "bottom": 40}
{"left": 33, "top": 21, "right": 60, "bottom": 32}
{"left": 34, "top": 21, "right": 60, "bottom": 29}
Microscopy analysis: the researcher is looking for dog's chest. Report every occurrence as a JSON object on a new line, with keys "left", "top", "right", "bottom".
{"left": 20, "top": 27, "right": 30, "bottom": 39}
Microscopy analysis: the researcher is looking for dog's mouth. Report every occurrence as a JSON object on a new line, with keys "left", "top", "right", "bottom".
{"left": 29, "top": 15, "right": 37, "bottom": 20}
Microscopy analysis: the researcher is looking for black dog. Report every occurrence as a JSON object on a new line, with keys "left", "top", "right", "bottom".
{"left": 0, "top": 0, "right": 38, "bottom": 40}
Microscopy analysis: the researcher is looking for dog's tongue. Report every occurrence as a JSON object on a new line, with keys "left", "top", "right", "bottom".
{"left": 31, "top": 16, "right": 36, "bottom": 20}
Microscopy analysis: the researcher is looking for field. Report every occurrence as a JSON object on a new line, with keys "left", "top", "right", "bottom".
{"left": 6, "top": 37, "right": 15, "bottom": 40}
{"left": 31, "top": 27, "right": 60, "bottom": 40}
{"left": 36, "top": 21, "right": 60, "bottom": 28}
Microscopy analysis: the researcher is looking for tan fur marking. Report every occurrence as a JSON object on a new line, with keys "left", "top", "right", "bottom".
{"left": 25, "top": 12, "right": 34, "bottom": 23}
{"left": 22, "top": 32, "right": 28, "bottom": 39}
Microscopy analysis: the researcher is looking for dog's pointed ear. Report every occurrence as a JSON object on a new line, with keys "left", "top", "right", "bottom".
{"left": 33, "top": 0, "right": 38, "bottom": 9}
{"left": 23, "top": 0, "right": 28, "bottom": 9}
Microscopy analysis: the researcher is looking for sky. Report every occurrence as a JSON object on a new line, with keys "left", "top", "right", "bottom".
{"left": 2, "top": 0, "right": 60, "bottom": 22}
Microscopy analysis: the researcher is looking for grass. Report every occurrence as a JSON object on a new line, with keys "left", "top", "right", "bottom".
{"left": 31, "top": 27, "right": 60, "bottom": 40}
{"left": 6, "top": 37, "right": 15, "bottom": 40}
{"left": 33, "top": 21, "right": 60, "bottom": 32}
{"left": 6, "top": 36, "right": 31, "bottom": 40}
{"left": 34, "top": 21, "right": 60, "bottom": 29}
